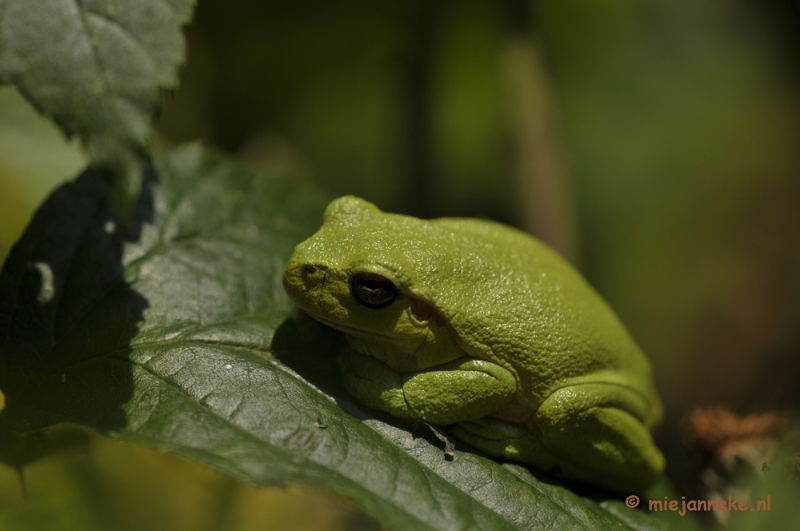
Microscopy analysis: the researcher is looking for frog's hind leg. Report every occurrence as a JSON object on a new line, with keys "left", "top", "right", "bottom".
{"left": 529, "top": 384, "right": 665, "bottom": 493}
{"left": 452, "top": 417, "right": 564, "bottom": 475}
{"left": 453, "top": 384, "right": 665, "bottom": 493}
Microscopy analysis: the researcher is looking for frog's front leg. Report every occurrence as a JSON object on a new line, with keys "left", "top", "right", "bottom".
{"left": 337, "top": 349, "right": 516, "bottom": 425}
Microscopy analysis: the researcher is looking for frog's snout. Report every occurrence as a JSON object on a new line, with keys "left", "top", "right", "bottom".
{"left": 295, "top": 262, "right": 329, "bottom": 290}
{"left": 283, "top": 255, "right": 330, "bottom": 298}
{"left": 283, "top": 256, "right": 346, "bottom": 320}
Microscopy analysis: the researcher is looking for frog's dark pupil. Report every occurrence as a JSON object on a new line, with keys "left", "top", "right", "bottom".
{"left": 352, "top": 273, "right": 397, "bottom": 309}
{"left": 362, "top": 279, "right": 382, "bottom": 290}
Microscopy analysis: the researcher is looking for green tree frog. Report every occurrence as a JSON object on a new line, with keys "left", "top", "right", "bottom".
{"left": 283, "top": 196, "right": 665, "bottom": 492}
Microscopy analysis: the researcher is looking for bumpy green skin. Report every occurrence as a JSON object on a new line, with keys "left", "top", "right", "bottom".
{"left": 283, "top": 196, "right": 665, "bottom": 492}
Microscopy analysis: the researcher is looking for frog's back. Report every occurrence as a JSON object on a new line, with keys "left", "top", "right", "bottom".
{"left": 412, "top": 217, "right": 661, "bottom": 426}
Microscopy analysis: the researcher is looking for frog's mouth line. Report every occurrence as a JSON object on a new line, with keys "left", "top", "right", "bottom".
{"left": 307, "top": 312, "right": 434, "bottom": 374}
{"left": 306, "top": 312, "right": 393, "bottom": 341}
{"left": 306, "top": 312, "right": 429, "bottom": 354}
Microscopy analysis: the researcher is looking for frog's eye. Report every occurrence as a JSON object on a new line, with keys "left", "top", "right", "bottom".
{"left": 352, "top": 272, "right": 397, "bottom": 309}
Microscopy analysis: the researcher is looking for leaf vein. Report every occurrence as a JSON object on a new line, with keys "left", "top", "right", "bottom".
{"left": 73, "top": 0, "right": 113, "bottom": 121}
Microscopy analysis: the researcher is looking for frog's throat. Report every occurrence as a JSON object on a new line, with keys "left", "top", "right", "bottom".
{"left": 307, "top": 313, "right": 426, "bottom": 372}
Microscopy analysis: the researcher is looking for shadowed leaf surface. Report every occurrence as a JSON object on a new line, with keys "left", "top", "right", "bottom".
{"left": 0, "top": 145, "right": 695, "bottom": 531}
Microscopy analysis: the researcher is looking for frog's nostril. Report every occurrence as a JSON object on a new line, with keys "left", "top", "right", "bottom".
{"left": 303, "top": 263, "right": 327, "bottom": 275}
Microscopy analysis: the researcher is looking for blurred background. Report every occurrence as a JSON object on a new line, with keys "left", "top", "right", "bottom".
{"left": 2, "top": 0, "right": 799, "bottom": 529}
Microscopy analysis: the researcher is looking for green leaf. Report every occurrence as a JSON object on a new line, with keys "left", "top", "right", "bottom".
{"left": 0, "top": 145, "right": 695, "bottom": 531}
{"left": 0, "top": 0, "right": 195, "bottom": 215}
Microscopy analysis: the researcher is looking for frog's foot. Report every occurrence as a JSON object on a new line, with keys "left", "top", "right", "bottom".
{"left": 452, "top": 417, "right": 563, "bottom": 473}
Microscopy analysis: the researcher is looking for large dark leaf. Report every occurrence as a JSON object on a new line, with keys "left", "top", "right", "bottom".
{"left": 0, "top": 0, "right": 195, "bottom": 213}
{"left": 0, "top": 145, "right": 697, "bottom": 531}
